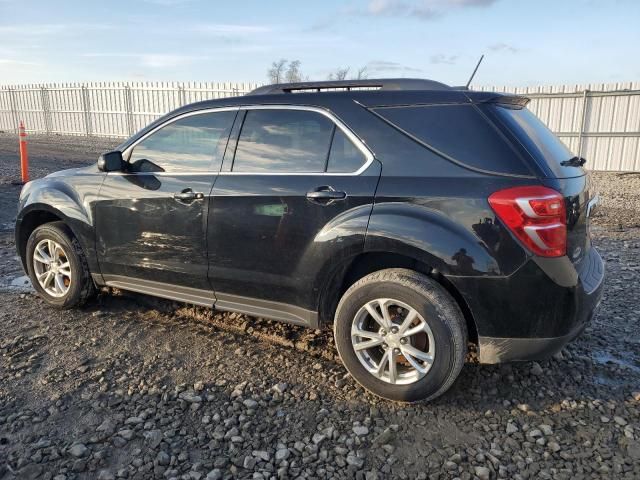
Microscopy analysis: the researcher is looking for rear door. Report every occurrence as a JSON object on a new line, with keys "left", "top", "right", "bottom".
{"left": 95, "top": 108, "right": 237, "bottom": 299}
{"left": 207, "top": 106, "right": 380, "bottom": 322}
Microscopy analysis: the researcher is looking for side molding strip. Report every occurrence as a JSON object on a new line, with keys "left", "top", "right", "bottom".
{"left": 215, "top": 292, "right": 319, "bottom": 328}
{"left": 102, "top": 275, "right": 215, "bottom": 307}
{"left": 99, "top": 274, "right": 319, "bottom": 328}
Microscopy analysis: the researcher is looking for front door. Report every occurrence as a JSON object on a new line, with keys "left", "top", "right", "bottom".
{"left": 95, "top": 108, "right": 237, "bottom": 300}
{"left": 207, "top": 107, "right": 380, "bottom": 322}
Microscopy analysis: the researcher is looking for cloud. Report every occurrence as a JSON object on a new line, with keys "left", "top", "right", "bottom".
{"left": 430, "top": 54, "right": 458, "bottom": 64}
{"left": 448, "top": 0, "right": 496, "bottom": 5}
{"left": 366, "top": 60, "right": 423, "bottom": 74}
{"left": 0, "top": 58, "right": 40, "bottom": 66}
{"left": 141, "top": 0, "right": 195, "bottom": 5}
{"left": 363, "top": 0, "right": 498, "bottom": 19}
{"left": 82, "top": 53, "right": 208, "bottom": 69}
{"left": 488, "top": 42, "right": 519, "bottom": 53}
{"left": 0, "top": 23, "right": 114, "bottom": 36}
{"left": 193, "top": 24, "right": 273, "bottom": 35}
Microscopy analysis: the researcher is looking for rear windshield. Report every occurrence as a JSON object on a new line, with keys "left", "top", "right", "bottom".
{"left": 372, "top": 104, "right": 531, "bottom": 176}
{"left": 490, "top": 105, "right": 584, "bottom": 178}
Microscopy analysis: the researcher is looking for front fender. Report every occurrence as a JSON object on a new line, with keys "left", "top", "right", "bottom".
{"left": 16, "top": 175, "right": 103, "bottom": 273}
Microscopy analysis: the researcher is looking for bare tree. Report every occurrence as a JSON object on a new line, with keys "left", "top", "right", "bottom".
{"left": 327, "top": 67, "right": 350, "bottom": 81}
{"left": 327, "top": 66, "right": 369, "bottom": 81}
{"left": 269, "top": 61, "right": 367, "bottom": 83}
{"left": 267, "top": 59, "right": 288, "bottom": 84}
{"left": 285, "top": 60, "right": 303, "bottom": 83}
{"left": 355, "top": 66, "right": 368, "bottom": 80}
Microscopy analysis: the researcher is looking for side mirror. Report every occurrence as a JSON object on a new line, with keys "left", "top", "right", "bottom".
{"left": 97, "top": 151, "right": 124, "bottom": 172}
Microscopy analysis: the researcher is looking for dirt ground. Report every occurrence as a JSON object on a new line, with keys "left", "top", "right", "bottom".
{"left": 0, "top": 133, "right": 639, "bottom": 480}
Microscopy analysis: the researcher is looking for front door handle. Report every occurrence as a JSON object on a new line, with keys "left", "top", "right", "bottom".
{"left": 173, "top": 189, "right": 204, "bottom": 202}
{"left": 306, "top": 186, "right": 347, "bottom": 204}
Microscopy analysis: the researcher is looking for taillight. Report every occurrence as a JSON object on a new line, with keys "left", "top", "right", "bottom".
{"left": 488, "top": 186, "right": 566, "bottom": 257}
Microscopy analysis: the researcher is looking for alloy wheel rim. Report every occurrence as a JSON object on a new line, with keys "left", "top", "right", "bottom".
{"left": 351, "top": 298, "right": 435, "bottom": 385}
{"left": 32, "top": 239, "right": 72, "bottom": 297}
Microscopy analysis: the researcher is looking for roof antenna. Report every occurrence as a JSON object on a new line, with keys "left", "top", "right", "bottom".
{"left": 465, "top": 54, "right": 484, "bottom": 89}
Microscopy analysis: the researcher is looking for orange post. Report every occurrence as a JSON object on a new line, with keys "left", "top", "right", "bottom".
{"left": 19, "top": 121, "right": 29, "bottom": 183}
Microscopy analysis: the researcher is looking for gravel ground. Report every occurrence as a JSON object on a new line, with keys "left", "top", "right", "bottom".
{"left": 1, "top": 134, "right": 639, "bottom": 479}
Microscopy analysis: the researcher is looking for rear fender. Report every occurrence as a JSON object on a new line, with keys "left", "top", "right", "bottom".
{"left": 365, "top": 202, "right": 500, "bottom": 276}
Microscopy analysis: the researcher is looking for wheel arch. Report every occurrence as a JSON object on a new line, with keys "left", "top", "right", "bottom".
{"left": 16, "top": 203, "right": 94, "bottom": 273}
{"left": 317, "top": 250, "right": 479, "bottom": 345}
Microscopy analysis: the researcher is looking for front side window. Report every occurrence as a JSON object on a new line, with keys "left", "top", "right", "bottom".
{"left": 232, "top": 109, "right": 334, "bottom": 173}
{"left": 129, "top": 110, "right": 236, "bottom": 173}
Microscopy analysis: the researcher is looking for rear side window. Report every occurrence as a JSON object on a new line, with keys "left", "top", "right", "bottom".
{"left": 491, "top": 105, "right": 583, "bottom": 178}
{"left": 129, "top": 110, "right": 236, "bottom": 173}
{"left": 233, "top": 109, "right": 334, "bottom": 173}
{"left": 372, "top": 104, "right": 531, "bottom": 175}
{"left": 327, "top": 129, "right": 367, "bottom": 173}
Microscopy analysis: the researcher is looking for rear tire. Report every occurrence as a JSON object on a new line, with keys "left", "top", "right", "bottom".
{"left": 26, "top": 221, "right": 95, "bottom": 308}
{"left": 334, "top": 268, "right": 467, "bottom": 402}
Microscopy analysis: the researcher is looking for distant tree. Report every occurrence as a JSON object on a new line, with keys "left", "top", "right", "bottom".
{"left": 327, "top": 67, "right": 350, "bottom": 81}
{"left": 268, "top": 59, "right": 288, "bottom": 84}
{"left": 285, "top": 60, "right": 303, "bottom": 83}
{"left": 327, "top": 66, "right": 368, "bottom": 81}
{"left": 268, "top": 61, "right": 368, "bottom": 83}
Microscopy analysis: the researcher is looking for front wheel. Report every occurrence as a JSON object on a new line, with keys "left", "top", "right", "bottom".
{"left": 333, "top": 268, "right": 467, "bottom": 402}
{"left": 26, "top": 221, "right": 95, "bottom": 308}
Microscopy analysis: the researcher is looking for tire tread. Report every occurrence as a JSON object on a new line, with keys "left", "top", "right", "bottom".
{"left": 334, "top": 268, "right": 467, "bottom": 402}
{"left": 26, "top": 221, "right": 95, "bottom": 308}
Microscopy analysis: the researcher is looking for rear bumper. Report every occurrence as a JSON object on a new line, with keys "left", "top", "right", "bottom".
{"left": 477, "top": 319, "right": 589, "bottom": 364}
{"left": 451, "top": 246, "right": 605, "bottom": 364}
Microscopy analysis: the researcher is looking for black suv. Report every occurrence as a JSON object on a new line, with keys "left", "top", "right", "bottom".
{"left": 16, "top": 79, "right": 604, "bottom": 402}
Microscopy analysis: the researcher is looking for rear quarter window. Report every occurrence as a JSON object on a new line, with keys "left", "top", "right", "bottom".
{"left": 372, "top": 104, "right": 532, "bottom": 176}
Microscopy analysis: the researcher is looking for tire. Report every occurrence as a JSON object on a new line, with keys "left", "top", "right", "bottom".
{"left": 25, "top": 221, "right": 95, "bottom": 308}
{"left": 333, "top": 268, "right": 467, "bottom": 402}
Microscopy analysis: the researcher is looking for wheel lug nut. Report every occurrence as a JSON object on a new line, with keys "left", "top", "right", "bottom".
{"left": 391, "top": 327, "right": 398, "bottom": 334}
{"left": 400, "top": 338, "right": 407, "bottom": 344}
{"left": 382, "top": 343, "right": 388, "bottom": 349}
{"left": 380, "top": 330, "right": 386, "bottom": 336}
{"left": 393, "top": 348, "right": 401, "bottom": 355}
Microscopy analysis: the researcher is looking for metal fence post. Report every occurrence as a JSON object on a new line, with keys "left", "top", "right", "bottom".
{"left": 124, "top": 85, "right": 134, "bottom": 136}
{"left": 40, "top": 87, "right": 52, "bottom": 134}
{"left": 81, "top": 86, "right": 92, "bottom": 136}
{"left": 178, "top": 85, "right": 186, "bottom": 106}
{"left": 577, "top": 89, "right": 589, "bottom": 159}
{"left": 9, "top": 87, "right": 19, "bottom": 133}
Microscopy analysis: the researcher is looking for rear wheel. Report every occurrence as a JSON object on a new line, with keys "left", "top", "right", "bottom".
{"left": 26, "top": 222, "right": 95, "bottom": 308}
{"left": 334, "top": 268, "right": 467, "bottom": 402}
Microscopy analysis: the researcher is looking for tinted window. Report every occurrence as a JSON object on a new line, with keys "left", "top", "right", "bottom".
{"left": 129, "top": 111, "right": 236, "bottom": 173}
{"left": 233, "top": 109, "right": 334, "bottom": 173}
{"left": 327, "top": 129, "right": 367, "bottom": 173}
{"left": 491, "top": 105, "right": 583, "bottom": 178}
{"left": 373, "top": 104, "right": 530, "bottom": 175}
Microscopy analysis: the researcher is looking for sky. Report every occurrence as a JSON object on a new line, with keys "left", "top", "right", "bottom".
{"left": 1, "top": 0, "right": 639, "bottom": 87}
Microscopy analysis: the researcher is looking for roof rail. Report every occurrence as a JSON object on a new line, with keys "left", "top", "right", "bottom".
{"left": 247, "top": 78, "right": 453, "bottom": 96}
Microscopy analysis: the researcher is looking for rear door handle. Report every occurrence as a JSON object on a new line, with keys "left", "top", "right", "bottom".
{"left": 173, "top": 189, "right": 204, "bottom": 202}
{"left": 306, "top": 186, "right": 347, "bottom": 204}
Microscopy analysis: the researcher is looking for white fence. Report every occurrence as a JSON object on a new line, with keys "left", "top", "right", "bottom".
{"left": 475, "top": 82, "right": 640, "bottom": 172}
{"left": 1, "top": 80, "right": 640, "bottom": 171}
{"left": 0, "top": 82, "right": 260, "bottom": 138}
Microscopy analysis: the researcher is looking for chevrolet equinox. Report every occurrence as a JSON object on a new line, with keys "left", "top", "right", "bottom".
{"left": 15, "top": 79, "right": 605, "bottom": 402}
